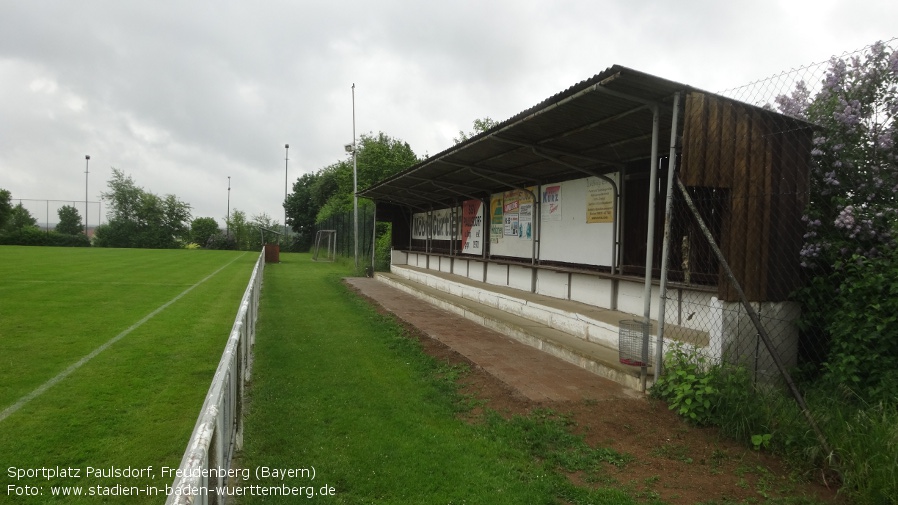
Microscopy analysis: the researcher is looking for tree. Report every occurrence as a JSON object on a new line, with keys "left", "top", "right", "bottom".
{"left": 56, "top": 205, "right": 83, "bottom": 235}
{"left": 281, "top": 131, "right": 417, "bottom": 257}
{"left": 4, "top": 203, "right": 38, "bottom": 232}
{"left": 0, "top": 188, "right": 12, "bottom": 230}
{"left": 190, "top": 217, "right": 220, "bottom": 247}
{"left": 355, "top": 132, "right": 419, "bottom": 189}
{"left": 96, "top": 167, "right": 192, "bottom": 248}
{"left": 284, "top": 172, "right": 320, "bottom": 250}
{"left": 453, "top": 117, "right": 500, "bottom": 144}
{"left": 225, "top": 209, "right": 251, "bottom": 250}
{"left": 284, "top": 131, "right": 419, "bottom": 233}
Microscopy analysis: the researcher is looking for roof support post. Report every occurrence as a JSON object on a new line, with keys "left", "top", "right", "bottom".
{"left": 370, "top": 202, "right": 378, "bottom": 271}
{"left": 656, "top": 92, "right": 681, "bottom": 379}
{"left": 451, "top": 199, "right": 458, "bottom": 258}
{"left": 481, "top": 196, "right": 489, "bottom": 266}
{"left": 640, "top": 104, "right": 661, "bottom": 392}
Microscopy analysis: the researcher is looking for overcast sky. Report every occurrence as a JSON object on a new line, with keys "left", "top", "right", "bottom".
{"left": 1, "top": 0, "right": 895, "bottom": 229}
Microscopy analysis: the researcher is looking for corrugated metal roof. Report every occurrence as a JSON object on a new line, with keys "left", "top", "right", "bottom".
{"left": 357, "top": 65, "right": 713, "bottom": 208}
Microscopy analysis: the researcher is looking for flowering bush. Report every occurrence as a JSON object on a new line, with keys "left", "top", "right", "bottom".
{"left": 777, "top": 42, "right": 898, "bottom": 401}
{"left": 776, "top": 42, "right": 898, "bottom": 268}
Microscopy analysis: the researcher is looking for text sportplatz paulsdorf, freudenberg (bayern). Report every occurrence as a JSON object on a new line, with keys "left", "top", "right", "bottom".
{"left": 6, "top": 465, "right": 335, "bottom": 499}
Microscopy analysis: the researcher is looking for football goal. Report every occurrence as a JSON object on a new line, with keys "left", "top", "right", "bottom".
{"left": 312, "top": 230, "right": 337, "bottom": 262}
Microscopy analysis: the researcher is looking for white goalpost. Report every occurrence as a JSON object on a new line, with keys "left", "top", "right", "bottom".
{"left": 312, "top": 230, "right": 336, "bottom": 262}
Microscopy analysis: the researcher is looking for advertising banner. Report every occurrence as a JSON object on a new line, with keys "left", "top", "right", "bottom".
{"left": 541, "top": 185, "right": 562, "bottom": 221}
{"left": 586, "top": 177, "right": 614, "bottom": 223}
{"left": 411, "top": 208, "right": 456, "bottom": 240}
{"left": 502, "top": 188, "right": 534, "bottom": 239}
{"left": 490, "top": 196, "right": 504, "bottom": 244}
{"left": 461, "top": 199, "right": 484, "bottom": 254}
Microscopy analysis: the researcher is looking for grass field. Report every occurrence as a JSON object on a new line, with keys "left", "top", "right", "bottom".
{"left": 239, "top": 253, "right": 639, "bottom": 504}
{"left": 0, "top": 246, "right": 257, "bottom": 504}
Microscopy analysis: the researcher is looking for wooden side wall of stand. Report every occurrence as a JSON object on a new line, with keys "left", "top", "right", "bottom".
{"left": 680, "top": 92, "right": 812, "bottom": 302}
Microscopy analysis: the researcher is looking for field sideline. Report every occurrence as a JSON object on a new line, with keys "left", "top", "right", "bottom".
{"left": 0, "top": 246, "right": 257, "bottom": 504}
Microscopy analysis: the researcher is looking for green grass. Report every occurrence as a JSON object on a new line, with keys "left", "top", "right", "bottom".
{"left": 0, "top": 246, "right": 257, "bottom": 504}
{"left": 239, "top": 253, "right": 643, "bottom": 504}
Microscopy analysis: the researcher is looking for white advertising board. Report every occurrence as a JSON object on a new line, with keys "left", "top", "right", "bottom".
{"left": 487, "top": 176, "right": 618, "bottom": 266}
{"left": 411, "top": 200, "right": 484, "bottom": 255}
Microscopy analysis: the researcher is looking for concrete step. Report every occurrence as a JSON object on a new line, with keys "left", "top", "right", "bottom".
{"left": 376, "top": 268, "right": 656, "bottom": 391}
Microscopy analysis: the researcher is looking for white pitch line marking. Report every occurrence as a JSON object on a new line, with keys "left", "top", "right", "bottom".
{"left": 0, "top": 253, "right": 248, "bottom": 424}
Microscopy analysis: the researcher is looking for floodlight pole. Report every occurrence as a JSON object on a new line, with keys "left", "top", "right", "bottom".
{"left": 352, "top": 83, "right": 359, "bottom": 270}
{"left": 284, "top": 144, "right": 289, "bottom": 247}
{"left": 227, "top": 176, "right": 231, "bottom": 237}
{"left": 84, "top": 155, "right": 90, "bottom": 236}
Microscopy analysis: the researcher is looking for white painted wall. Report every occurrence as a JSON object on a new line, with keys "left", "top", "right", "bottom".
{"left": 468, "top": 261, "right": 485, "bottom": 282}
{"left": 570, "top": 274, "right": 613, "bottom": 308}
{"left": 617, "top": 280, "right": 661, "bottom": 317}
{"left": 386, "top": 258, "right": 799, "bottom": 387}
{"left": 508, "top": 265, "right": 533, "bottom": 291}
{"left": 485, "top": 262, "right": 508, "bottom": 286}
{"left": 536, "top": 270, "right": 569, "bottom": 299}
{"left": 391, "top": 250, "right": 408, "bottom": 265}
{"left": 439, "top": 256, "right": 452, "bottom": 273}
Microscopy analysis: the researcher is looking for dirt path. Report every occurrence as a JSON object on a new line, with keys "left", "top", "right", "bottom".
{"left": 346, "top": 278, "right": 842, "bottom": 504}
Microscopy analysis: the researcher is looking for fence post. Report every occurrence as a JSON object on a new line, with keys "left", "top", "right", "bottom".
{"left": 656, "top": 92, "right": 681, "bottom": 378}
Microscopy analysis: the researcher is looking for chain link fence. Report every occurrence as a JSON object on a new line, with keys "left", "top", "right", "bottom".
{"left": 656, "top": 38, "right": 897, "bottom": 465}
{"left": 313, "top": 205, "right": 376, "bottom": 264}
{"left": 10, "top": 198, "right": 104, "bottom": 233}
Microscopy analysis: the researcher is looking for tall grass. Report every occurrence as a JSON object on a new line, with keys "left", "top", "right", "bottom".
{"left": 654, "top": 348, "right": 898, "bottom": 504}
{"left": 810, "top": 396, "right": 898, "bottom": 504}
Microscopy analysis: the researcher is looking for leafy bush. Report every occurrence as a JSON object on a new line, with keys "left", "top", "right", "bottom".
{"left": 0, "top": 227, "right": 90, "bottom": 247}
{"left": 651, "top": 344, "right": 718, "bottom": 425}
{"left": 205, "top": 232, "right": 236, "bottom": 250}
{"left": 374, "top": 222, "right": 392, "bottom": 271}
{"left": 655, "top": 344, "right": 898, "bottom": 504}
{"left": 820, "top": 254, "right": 898, "bottom": 403}
{"left": 795, "top": 252, "right": 898, "bottom": 404}
{"left": 55, "top": 205, "right": 84, "bottom": 235}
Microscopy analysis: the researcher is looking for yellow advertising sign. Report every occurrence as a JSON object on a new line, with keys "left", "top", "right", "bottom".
{"left": 586, "top": 178, "right": 614, "bottom": 223}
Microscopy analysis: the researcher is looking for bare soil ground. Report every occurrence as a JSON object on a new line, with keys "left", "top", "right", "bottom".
{"left": 406, "top": 320, "right": 844, "bottom": 505}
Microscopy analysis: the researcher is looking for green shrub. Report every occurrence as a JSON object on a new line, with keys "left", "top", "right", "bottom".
{"left": 651, "top": 344, "right": 718, "bottom": 425}
{"left": 205, "top": 232, "right": 236, "bottom": 250}
{"left": 0, "top": 227, "right": 90, "bottom": 247}
{"left": 655, "top": 343, "right": 898, "bottom": 503}
{"left": 374, "top": 222, "right": 392, "bottom": 271}
{"left": 823, "top": 255, "right": 898, "bottom": 403}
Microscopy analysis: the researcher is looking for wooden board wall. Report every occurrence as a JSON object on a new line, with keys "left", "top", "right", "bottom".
{"left": 680, "top": 92, "right": 812, "bottom": 302}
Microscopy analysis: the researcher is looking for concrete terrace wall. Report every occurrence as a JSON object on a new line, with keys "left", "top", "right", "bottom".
{"left": 391, "top": 251, "right": 800, "bottom": 373}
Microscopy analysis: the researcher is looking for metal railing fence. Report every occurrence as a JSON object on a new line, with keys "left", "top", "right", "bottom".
{"left": 166, "top": 249, "right": 264, "bottom": 505}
